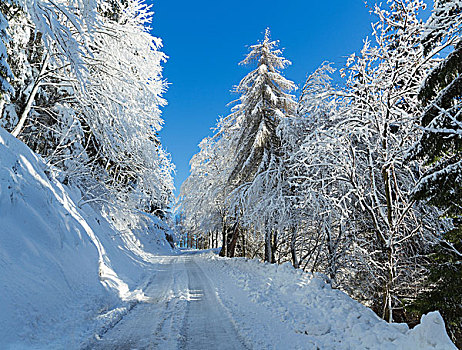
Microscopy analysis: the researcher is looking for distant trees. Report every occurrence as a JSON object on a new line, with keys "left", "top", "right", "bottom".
{"left": 180, "top": 134, "right": 230, "bottom": 252}
{"left": 179, "top": 0, "right": 460, "bottom": 343}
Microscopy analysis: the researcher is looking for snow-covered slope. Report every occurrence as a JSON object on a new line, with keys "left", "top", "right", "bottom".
{"left": 0, "top": 127, "right": 173, "bottom": 349}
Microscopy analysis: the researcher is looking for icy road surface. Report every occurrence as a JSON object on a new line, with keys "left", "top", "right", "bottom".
{"left": 85, "top": 252, "right": 249, "bottom": 350}
{"left": 83, "top": 250, "right": 455, "bottom": 350}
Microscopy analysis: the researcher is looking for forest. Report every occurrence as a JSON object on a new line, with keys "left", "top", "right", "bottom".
{"left": 0, "top": 0, "right": 460, "bottom": 347}
{"left": 178, "top": 1, "right": 462, "bottom": 346}
{"left": 0, "top": 0, "right": 174, "bottom": 217}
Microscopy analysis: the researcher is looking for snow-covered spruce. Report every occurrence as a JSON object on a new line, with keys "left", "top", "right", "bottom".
{"left": 180, "top": 28, "right": 298, "bottom": 262}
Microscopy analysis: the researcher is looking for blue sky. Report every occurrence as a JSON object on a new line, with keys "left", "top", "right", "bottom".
{"left": 148, "top": 1, "right": 402, "bottom": 195}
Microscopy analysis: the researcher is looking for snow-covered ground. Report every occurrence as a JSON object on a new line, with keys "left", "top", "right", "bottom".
{"left": 0, "top": 127, "right": 173, "bottom": 349}
{"left": 83, "top": 251, "right": 456, "bottom": 350}
{"left": 0, "top": 127, "right": 456, "bottom": 349}
{"left": 197, "top": 252, "right": 456, "bottom": 350}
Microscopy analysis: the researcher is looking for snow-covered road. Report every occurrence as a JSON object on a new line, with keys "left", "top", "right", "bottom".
{"left": 83, "top": 250, "right": 455, "bottom": 350}
{"left": 85, "top": 253, "right": 249, "bottom": 350}
{"left": 179, "top": 256, "right": 249, "bottom": 350}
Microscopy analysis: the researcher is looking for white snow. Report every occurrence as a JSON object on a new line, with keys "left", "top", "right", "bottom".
{"left": 196, "top": 252, "right": 456, "bottom": 350}
{"left": 0, "top": 126, "right": 456, "bottom": 349}
{"left": 82, "top": 251, "right": 456, "bottom": 350}
{"left": 0, "top": 127, "right": 173, "bottom": 349}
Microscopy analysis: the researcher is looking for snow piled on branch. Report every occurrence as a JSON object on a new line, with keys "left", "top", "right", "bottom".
{"left": 0, "top": 127, "right": 173, "bottom": 349}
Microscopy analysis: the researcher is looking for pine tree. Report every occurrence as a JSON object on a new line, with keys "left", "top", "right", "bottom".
{"left": 408, "top": 1, "right": 462, "bottom": 345}
{"left": 227, "top": 28, "right": 296, "bottom": 262}
{"left": 228, "top": 28, "right": 296, "bottom": 186}
{"left": 409, "top": 225, "right": 462, "bottom": 347}
{"left": 411, "top": 0, "right": 462, "bottom": 217}
{"left": 0, "top": 6, "right": 14, "bottom": 98}
{"left": 179, "top": 29, "right": 297, "bottom": 262}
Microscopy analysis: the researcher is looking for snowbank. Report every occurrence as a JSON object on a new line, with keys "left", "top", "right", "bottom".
{"left": 0, "top": 127, "right": 172, "bottom": 349}
{"left": 197, "top": 253, "right": 456, "bottom": 350}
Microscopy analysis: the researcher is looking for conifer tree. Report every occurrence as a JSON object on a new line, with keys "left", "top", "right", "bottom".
{"left": 411, "top": 0, "right": 462, "bottom": 217}
{"left": 408, "top": 1, "right": 462, "bottom": 345}
{"left": 180, "top": 29, "right": 296, "bottom": 261}
{"left": 227, "top": 29, "right": 296, "bottom": 262}
{"left": 228, "top": 28, "right": 296, "bottom": 186}
{"left": 0, "top": 6, "right": 13, "bottom": 98}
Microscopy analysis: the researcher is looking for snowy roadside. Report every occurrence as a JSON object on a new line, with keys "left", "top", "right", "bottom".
{"left": 0, "top": 127, "right": 174, "bottom": 349}
{"left": 196, "top": 252, "right": 456, "bottom": 350}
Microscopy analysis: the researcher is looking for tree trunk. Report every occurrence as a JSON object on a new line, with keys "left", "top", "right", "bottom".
{"left": 0, "top": 99, "right": 5, "bottom": 120}
{"left": 271, "top": 231, "right": 277, "bottom": 264}
{"left": 228, "top": 222, "right": 239, "bottom": 258}
{"left": 326, "top": 225, "right": 335, "bottom": 283}
{"left": 12, "top": 53, "right": 49, "bottom": 137}
{"left": 219, "top": 222, "right": 227, "bottom": 257}
{"left": 382, "top": 245, "right": 394, "bottom": 323}
{"left": 264, "top": 228, "right": 272, "bottom": 262}
{"left": 290, "top": 226, "right": 299, "bottom": 268}
{"left": 382, "top": 164, "right": 394, "bottom": 323}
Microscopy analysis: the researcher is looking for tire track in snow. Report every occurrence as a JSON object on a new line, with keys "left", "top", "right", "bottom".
{"left": 81, "top": 253, "right": 249, "bottom": 349}
{"left": 81, "top": 256, "right": 185, "bottom": 350}
{"left": 178, "top": 256, "right": 250, "bottom": 350}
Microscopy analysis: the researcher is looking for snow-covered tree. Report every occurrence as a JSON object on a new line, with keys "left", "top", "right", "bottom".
{"left": 288, "top": 62, "right": 353, "bottom": 281}
{"left": 1, "top": 0, "right": 174, "bottom": 214}
{"left": 227, "top": 29, "right": 296, "bottom": 185}
{"left": 335, "top": 0, "right": 441, "bottom": 322}
{"left": 71, "top": 0, "right": 173, "bottom": 210}
{"left": 180, "top": 29, "right": 297, "bottom": 261}
{"left": 3, "top": 0, "right": 100, "bottom": 138}
{"left": 225, "top": 29, "right": 297, "bottom": 262}
{"left": 407, "top": 0, "right": 462, "bottom": 344}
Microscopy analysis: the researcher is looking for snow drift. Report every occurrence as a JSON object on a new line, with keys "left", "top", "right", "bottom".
{"left": 0, "top": 127, "right": 173, "bottom": 349}
{"left": 197, "top": 252, "right": 457, "bottom": 350}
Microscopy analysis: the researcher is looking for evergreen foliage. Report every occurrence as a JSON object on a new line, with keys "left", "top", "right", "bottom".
{"left": 411, "top": 0, "right": 462, "bottom": 217}
{"left": 180, "top": 29, "right": 297, "bottom": 262}
{"left": 409, "top": 225, "right": 462, "bottom": 347}
{"left": 0, "top": 4, "right": 13, "bottom": 96}
{"left": 408, "top": 2, "right": 462, "bottom": 345}
{"left": 228, "top": 28, "right": 296, "bottom": 186}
